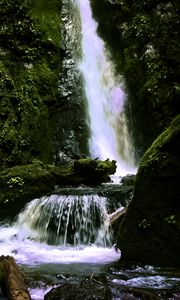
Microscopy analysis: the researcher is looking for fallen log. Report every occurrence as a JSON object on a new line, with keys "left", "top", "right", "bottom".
{"left": 108, "top": 207, "right": 127, "bottom": 225}
{"left": 0, "top": 255, "right": 31, "bottom": 300}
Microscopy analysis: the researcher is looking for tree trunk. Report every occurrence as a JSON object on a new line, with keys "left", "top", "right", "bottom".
{"left": 0, "top": 255, "right": 31, "bottom": 300}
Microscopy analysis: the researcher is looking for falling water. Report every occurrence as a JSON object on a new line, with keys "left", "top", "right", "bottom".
{"left": 76, "top": 0, "right": 136, "bottom": 176}
{"left": 0, "top": 194, "right": 120, "bottom": 266}
{"left": 17, "top": 194, "right": 111, "bottom": 247}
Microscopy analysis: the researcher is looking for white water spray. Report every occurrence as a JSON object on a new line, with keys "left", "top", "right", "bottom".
{"left": 76, "top": 0, "right": 136, "bottom": 176}
{"left": 0, "top": 195, "right": 120, "bottom": 266}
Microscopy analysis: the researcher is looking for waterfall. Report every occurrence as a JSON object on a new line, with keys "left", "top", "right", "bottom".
{"left": 0, "top": 190, "right": 120, "bottom": 265}
{"left": 76, "top": 0, "right": 136, "bottom": 176}
{"left": 0, "top": 194, "right": 120, "bottom": 265}
{"left": 16, "top": 194, "right": 111, "bottom": 247}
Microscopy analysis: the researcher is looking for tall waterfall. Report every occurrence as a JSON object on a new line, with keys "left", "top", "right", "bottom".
{"left": 76, "top": 0, "right": 136, "bottom": 176}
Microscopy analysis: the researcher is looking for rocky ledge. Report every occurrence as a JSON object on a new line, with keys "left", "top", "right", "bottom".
{"left": 0, "top": 158, "right": 116, "bottom": 218}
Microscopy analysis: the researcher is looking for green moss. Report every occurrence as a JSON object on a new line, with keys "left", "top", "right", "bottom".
{"left": 138, "top": 114, "right": 180, "bottom": 176}
{"left": 73, "top": 158, "right": 116, "bottom": 184}
{"left": 117, "top": 115, "right": 180, "bottom": 266}
{"left": 30, "top": 0, "right": 61, "bottom": 47}
{"left": 0, "top": 0, "right": 62, "bottom": 169}
{"left": 164, "top": 215, "right": 176, "bottom": 225}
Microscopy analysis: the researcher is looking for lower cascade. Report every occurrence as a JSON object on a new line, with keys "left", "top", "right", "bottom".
{"left": 0, "top": 194, "right": 120, "bottom": 265}
{"left": 17, "top": 194, "right": 111, "bottom": 247}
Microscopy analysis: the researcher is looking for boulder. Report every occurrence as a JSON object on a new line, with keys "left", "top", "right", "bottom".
{"left": 117, "top": 115, "right": 180, "bottom": 266}
{"left": 44, "top": 274, "right": 111, "bottom": 300}
{"left": 0, "top": 256, "right": 31, "bottom": 300}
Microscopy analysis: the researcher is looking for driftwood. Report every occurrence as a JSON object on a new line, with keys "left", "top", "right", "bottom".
{"left": 108, "top": 207, "right": 127, "bottom": 225}
{"left": 0, "top": 255, "right": 31, "bottom": 300}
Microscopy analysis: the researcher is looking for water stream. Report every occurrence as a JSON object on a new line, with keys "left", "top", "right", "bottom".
{"left": 0, "top": 193, "right": 120, "bottom": 299}
{"left": 0, "top": 194, "right": 119, "bottom": 265}
{"left": 76, "top": 0, "right": 136, "bottom": 176}
{"left": 0, "top": 192, "right": 179, "bottom": 299}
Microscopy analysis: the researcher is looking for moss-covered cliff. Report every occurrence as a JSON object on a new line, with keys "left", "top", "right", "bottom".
{"left": 117, "top": 115, "right": 180, "bottom": 266}
{"left": 0, "top": 0, "right": 89, "bottom": 172}
{"left": 0, "top": 0, "right": 65, "bottom": 169}
{"left": 90, "top": 0, "right": 180, "bottom": 158}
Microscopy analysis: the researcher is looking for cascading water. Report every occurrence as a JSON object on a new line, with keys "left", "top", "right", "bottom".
{"left": 0, "top": 194, "right": 120, "bottom": 266}
{"left": 76, "top": 0, "right": 136, "bottom": 176}
{"left": 17, "top": 194, "right": 111, "bottom": 247}
{"left": 0, "top": 193, "right": 120, "bottom": 298}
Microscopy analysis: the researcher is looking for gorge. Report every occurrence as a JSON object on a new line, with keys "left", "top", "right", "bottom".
{"left": 0, "top": 0, "right": 180, "bottom": 299}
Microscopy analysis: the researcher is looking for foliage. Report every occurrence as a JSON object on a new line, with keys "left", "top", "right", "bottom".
{"left": 164, "top": 215, "right": 176, "bottom": 225}
{"left": 138, "top": 218, "right": 150, "bottom": 229}
{"left": 7, "top": 176, "right": 24, "bottom": 188}
{"left": 0, "top": 0, "right": 62, "bottom": 169}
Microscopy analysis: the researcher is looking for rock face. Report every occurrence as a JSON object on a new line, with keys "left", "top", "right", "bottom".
{"left": 117, "top": 115, "right": 180, "bottom": 267}
{"left": 44, "top": 277, "right": 111, "bottom": 300}
{"left": 0, "top": 0, "right": 88, "bottom": 171}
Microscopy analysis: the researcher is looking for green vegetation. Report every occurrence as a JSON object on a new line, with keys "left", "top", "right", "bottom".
{"left": 164, "top": 215, "right": 176, "bottom": 225}
{"left": 138, "top": 219, "right": 150, "bottom": 229}
{"left": 138, "top": 114, "right": 180, "bottom": 176}
{"left": 30, "top": 0, "right": 61, "bottom": 47}
{"left": 73, "top": 158, "right": 117, "bottom": 184}
{"left": 0, "top": 0, "right": 62, "bottom": 169}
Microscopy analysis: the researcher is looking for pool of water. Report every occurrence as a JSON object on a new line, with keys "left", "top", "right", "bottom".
{"left": 0, "top": 221, "right": 180, "bottom": 299}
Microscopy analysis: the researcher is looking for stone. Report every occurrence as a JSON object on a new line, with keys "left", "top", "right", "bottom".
{"left": 117, "top": 115, "right": 180, "bottom": 266}
{"left": 0, "top": 256, "right": 31, "bottom": 300}
{"left": 44, "top": 275, "right": 111, "bottom": 300}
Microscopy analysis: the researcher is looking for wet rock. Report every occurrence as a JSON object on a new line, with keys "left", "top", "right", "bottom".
{"left": 111, "top": 285, "right": 160, "bottom": 300}
{"left": 44, "top": 275, "right": 111, "bottom": 300}
{"left": 0, "top": 256, "right": 31, "bottom": 300}
{"left": 117, "top": 115, "right": 180, "bottom": 267}
{"left": 121, "top": 175, "right": 135, "bottom": 186}
{"left": 73, "top": 158, "right": 117, "bottom": 185}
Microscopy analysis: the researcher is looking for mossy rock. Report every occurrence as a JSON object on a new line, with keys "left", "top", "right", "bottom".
{"left": 73, "top": 158, "right": 116, "bottom": 184}
{"left": 117, "top": 115, "right": 180, "bottom": 267}
{"left": 0, "top": 158, "right": 116, "bottom": 218}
